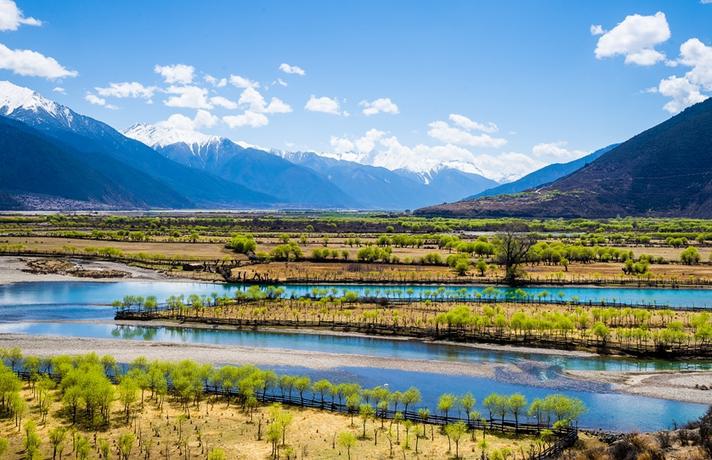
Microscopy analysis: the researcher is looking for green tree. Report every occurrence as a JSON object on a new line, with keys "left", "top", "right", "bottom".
{"left": 207, "top": 448, "right": 227, "bottom": 460}
{"left": 681, "top": 246, "right": 701, "bottom": 265}
{"left": 437, "top": 393, "right": 456, "bottom": 422}
{"left": 337, "top": 431, "right": 357, "bottom": 460}
{"left": 48, "top": 427, "right": 66, "bottom": 460}
{"left": 508, "top": 393, "right": 528, "bottom": 430}
{"left": 444, "top": 422, "right": 467, "bottom": 458}
{"left": 226, "top": 234, "right": 257, "bottom": 254}
{"left": 118, "top": 432, "right": 135, "bottom": 460}
{"left": 359, "top": 404, "right": 375, "bottom": 438}
{"left": 24, "top": 420, "right": 41, "bottom": 459}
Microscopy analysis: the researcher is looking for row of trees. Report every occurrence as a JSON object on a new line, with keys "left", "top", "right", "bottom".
{"left": 131, "top": 291, "right": 712, "bottom": 354}
{"left": 0, "top": 352, "right": 583, "bottom": 460}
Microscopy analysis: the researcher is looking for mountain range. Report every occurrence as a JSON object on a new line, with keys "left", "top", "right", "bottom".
{"left": 0, "top": 81, "right": 500, "bottom": 211}
{"left": 418, "top": 96, "right": 712, "bottom": 218}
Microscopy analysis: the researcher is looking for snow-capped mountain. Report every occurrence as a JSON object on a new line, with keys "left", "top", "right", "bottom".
{"left": 0, "top": 81, "right": 277, "bottom": 209}
{"left": 126, "top": 123, "right": 357, "bottom": 208}
{"left": 278, "top": 151, "right": 498, "bottom": 209}
{"left": 0, "top": 80, "right": 85, "bottom": 132}
{"left": 0, "top": 80, "right": 499, "bottom": 210}
{"left": 124, "top": 123, "right": 222, "bottom": 150}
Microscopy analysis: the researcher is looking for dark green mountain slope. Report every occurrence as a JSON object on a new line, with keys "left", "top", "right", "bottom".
{"left": 418, "top": 98, "right": 712, "bottom": 217}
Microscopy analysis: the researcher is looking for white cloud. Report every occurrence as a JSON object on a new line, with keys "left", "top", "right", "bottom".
{"left": 652, "top": 38, "right": 712, "bottom": 113}
{"left": 678, "top": 38, "right": 712, "bottom": 91}
{"left": 0, "top": 0, "right": 41, "bottom": 31}
{"left": 209, "top": 95, "right": 238, "bottom": 110}
{"left": 95, "top": 81, "right": 156, "bottom": 100}
{"left": 658, "top": 75, "right": 707, "bottom": 113}
{"left": 360, "top": 98, "right": 399, "bottom": 116}
{"left": 275, "top": 78, "right": 288, "bottom": 87}
{"left": 223, "top": 111, "right": 269, "bottom": 128}
{"left": 305, "top": 95, "right": 342, "bottom": 115}
{"left": 229, "top": 74, "right": 259, "bottom": 89}
{"left": 279, "top": 63, "right": 305, "bottom": 76}
{"left": 154, "top": 64, "right": 194, "bottom": 84}
{"left": 0, "top": 43, "right": 77, "bottom": 79}
{"left": 531, "top": 141, "right": 586, "bottom": 163}
{"left": 219, "top": 87, "right": 291, "bottom": 129}
{"left": 448, "top": 113, "right": 498, "bottom": 133}
{"left": 236, "top": 87, "right": 292, "bottom": 114}
{"left": 84, "top": 93, "right": 117, "bottom": 110}
{"left": 324, "top": 128, "right": 542, "bottom": 181}
{"left": 163, "top": 85, "right": 212, "bottom": 109}
{"left": 427, "top": 120, "right": 507, "bottom": 148}
{"left": 158, "top": 109, "right": 218, "bottom": 131}
{"left": 204, "top": 74, "right": 227, "bottom": 87}
{"left": 238, "top": 87, "right": 265, "bottom": 112}
{"left": 594, "top": 12, "right": 670, "bottom": 66}
{"left": 590, "top": 24, "right": 605, "bottom": 36}
{"left": 265, "top": 97, "right": 292, "bottom": 114}
{"left": 52, "top": 86, "right": 65, "bottom": 94}
{"left": 330, "top": 128, "right": 385, "bottom": 160}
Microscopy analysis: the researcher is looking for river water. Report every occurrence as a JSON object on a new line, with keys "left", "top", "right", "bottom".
{"left": 0, "top": 280, "right": 709, "bottom": 431}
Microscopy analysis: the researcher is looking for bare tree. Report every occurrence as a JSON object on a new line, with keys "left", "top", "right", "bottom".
{"left": 494, "top": 227, "right": 535, "bottom": 284}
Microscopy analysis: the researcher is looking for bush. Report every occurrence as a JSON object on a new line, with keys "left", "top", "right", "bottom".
{"left": 226, "top": 234, "right": 257, "bottom": 254}
{"left": 680, "top": 246, "right": 701, "bottom": 265}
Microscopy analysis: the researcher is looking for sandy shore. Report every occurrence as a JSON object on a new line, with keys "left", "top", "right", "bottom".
{"left": 0, "top": 256, "right": 172, "bottom": 284}
{"left": 0, "top": 332, "right": 508, "bottom": 378}
{"left": 565, "top": 369, "right": 712, "bottom": 405}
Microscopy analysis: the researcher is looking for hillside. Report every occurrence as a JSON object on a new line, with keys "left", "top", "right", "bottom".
{"left": 0, "top": 116, "right": 191, "bottom": 210}
{"left": 417, "top": 98, "right": 712, "bottom": 218}
{"left": 470, "top": 144, "right": 618, "bottom": 199}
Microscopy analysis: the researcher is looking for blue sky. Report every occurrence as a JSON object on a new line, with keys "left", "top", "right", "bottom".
{"left": 1, "top": 0, "right": 711, "bottom": 181}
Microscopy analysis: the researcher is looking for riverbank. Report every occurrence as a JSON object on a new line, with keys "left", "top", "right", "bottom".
{"left": 566, "top": 369, "right": 712, "bottom": 406}
{"left": 0, "top": 255, "right": 172, "bottom": 284}
{"left": 2, "top": 328, "right": 712, "bottom": 406}
{"left": 0, "top": 331, "right": 504, "bottom": 377}
{"left": 107, "top": 319, "right": 712, "bottom": 405}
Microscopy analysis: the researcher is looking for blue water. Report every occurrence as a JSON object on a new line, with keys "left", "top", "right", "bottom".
{"left": 1, "top": 281, "right": 711, "bottom": 318}
{"left": 1, "top": 280, "right": 710, "bottom": 431}
{"left": 315, "top": 367, "right": 705, "bottom": 432}
{"left": 2, "top": 321, "right": 709, "bottom": 373}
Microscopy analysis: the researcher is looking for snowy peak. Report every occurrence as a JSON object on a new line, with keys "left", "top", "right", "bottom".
{"left": 123, "top": 123, "right": 222, "bottom": 150}
{"left": 0, "top": 80, "right": 75, "bottom": 127}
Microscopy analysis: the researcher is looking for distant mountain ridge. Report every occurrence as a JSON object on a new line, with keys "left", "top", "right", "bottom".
{"left": 124, "top": 122, "right": 499, "bottom": 210}
{"left": 417, "top": 98, "right": 712, "bottom": 218}
{"left": 125, "top": 124, "right": 357, "bottom": 208}
{"left": 0, "top": 80, "right": 554, "bottom": 211}
{"left": 278, "top": 151, "right": 498, "bottom": 210}
{"left": 469, "top": 144, "right": 619, "bottom": 199}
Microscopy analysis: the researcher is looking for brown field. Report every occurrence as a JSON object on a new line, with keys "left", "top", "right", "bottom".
{"left": 4, "top": 236, "right": 712, "bottom": 284}
{"left": 1, "top": 236, "right": 238, "bottom": 260}
{"left": 1, "top": 386, "right": 538, "bottom": 460}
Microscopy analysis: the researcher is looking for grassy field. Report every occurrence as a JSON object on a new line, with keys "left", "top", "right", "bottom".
{"left": 1, "top": 382, "right": 542, "bottom": 459}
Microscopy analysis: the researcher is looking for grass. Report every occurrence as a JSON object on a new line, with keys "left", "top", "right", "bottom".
{"left": 1, "top": 385, "right": 540, "bottom": 459}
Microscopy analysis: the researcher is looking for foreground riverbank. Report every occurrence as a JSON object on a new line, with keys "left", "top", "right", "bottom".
{"left": 1, "top": 329, "right": 712, "bottom": 407}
